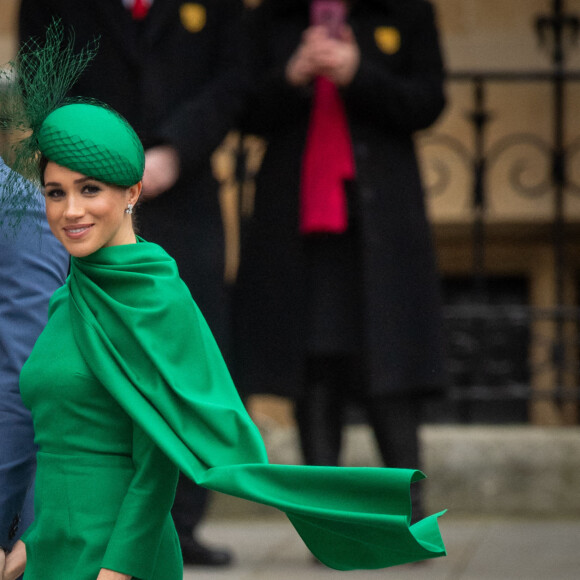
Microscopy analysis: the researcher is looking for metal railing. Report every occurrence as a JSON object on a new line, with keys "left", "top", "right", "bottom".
{"left": 420, "top": 0, "right": 580, "bottom": 422}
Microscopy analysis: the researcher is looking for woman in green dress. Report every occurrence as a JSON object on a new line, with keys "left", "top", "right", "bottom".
{"left": 2, "top": 26, "right": 446, "bottom": 580}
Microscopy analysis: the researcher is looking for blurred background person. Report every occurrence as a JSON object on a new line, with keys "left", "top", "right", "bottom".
{"left": 0, "top": 156, "right": 69, "bottom": 579}
{"left": 19, "top": 0, "right": 248, "bottom": 566}
{"left": 235, "top": 0, "right": 447, "bottom": 523}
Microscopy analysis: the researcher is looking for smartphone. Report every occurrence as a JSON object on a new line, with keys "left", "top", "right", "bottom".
{"left": 310, "top": 0, "right": 347, "bottom": 39}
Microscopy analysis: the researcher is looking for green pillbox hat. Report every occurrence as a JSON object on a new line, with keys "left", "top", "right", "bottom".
{"left": 38, "top": 103, "right": 145, "bottom": 187}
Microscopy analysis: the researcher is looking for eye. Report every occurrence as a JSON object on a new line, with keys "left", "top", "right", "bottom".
{"left": 44, "top": 188, "right": 65, "bottom": 199}
{"left": 82, "top": 184, "right": 102, "bottom": 195}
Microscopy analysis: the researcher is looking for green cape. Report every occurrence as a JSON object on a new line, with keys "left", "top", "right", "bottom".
{"left": 67, "top": 239, "right": 446, "bottom": 570}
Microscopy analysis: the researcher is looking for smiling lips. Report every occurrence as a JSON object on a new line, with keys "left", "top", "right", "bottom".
{"left": 64, "top": 224, "right": 94, "bottom": 239}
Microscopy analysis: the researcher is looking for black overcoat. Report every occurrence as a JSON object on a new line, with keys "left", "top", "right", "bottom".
{"left": 19, "top": 0, "right": 247, "bottom": 348}
{"left": 235, "top": 0, "right": 447, "bottom": 398}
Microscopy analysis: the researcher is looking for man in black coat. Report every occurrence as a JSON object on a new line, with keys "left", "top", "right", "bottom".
{"left": 235, "top": 0, "right": 447, "bottom": 522}
{"left": 19, "top": 0, "right": 247, "bottom": 566}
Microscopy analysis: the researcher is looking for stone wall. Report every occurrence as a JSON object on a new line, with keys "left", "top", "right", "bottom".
{"left": 435, "top": 0, "right": 580, "bottom": 71}
{"left": 0, "top": 0, "right": 17, "bottom": 64}
{"left": 421, "top": 425, "right": 580, "bottom": 516}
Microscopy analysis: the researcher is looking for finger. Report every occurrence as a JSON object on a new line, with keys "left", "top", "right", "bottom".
{"left": 339, "top": 24, "right": 355, "bottom": 43}
{"left": 304, "top": 25, "right": 329, "bottom": 44}
{"left": 313, "top": 52, "right": 341, "bottom": 69}
{"left": 310, "top": 43, "right": 338, "bottom": 63}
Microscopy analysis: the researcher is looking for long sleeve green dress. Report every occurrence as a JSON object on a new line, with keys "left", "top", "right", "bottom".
{"left": 19, "top": 239, "right": 445, "bottom": 579}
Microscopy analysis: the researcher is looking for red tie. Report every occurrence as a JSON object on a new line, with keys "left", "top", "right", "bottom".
{"left": 300, "top": 76, "right": 356, "bottom": 234}
{"left": 131, "top": 0, "right": 149, "bottom": 20}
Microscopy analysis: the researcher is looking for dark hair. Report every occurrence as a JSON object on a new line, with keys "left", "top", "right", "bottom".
{"left": 39, "top": 154, "right": 50, "bottom": 186}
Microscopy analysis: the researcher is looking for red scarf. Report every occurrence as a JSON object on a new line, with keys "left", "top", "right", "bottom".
{"left": 130, "top": 0, "right": 150, "bottom": 20}
{"left": 300, "top": 76, "right": 355, "bottom": 234}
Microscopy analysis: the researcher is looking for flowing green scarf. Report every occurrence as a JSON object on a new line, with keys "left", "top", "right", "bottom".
{"left": 67, "top": 239, "right": 446, "bottom": 570}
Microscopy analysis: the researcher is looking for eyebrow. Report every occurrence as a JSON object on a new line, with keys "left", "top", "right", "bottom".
{"left": 44, "top": 176, "right": 97, "bottom": 187}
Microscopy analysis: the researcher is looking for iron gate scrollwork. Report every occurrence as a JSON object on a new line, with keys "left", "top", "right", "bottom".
{"left": 418, "top": 0, "right": 580, "bottom": 423}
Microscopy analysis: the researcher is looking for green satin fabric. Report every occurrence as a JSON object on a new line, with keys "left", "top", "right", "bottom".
{"left": 68, "top": 239, "right": 446, "bottom": 570}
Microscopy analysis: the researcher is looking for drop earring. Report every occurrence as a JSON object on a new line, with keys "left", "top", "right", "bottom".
{"left": 125, "top": 203, "right": 134, "bottom": 215}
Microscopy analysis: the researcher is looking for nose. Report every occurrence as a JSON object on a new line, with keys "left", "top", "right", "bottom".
{"left": 63, "top": 193, "right": 85, "bottom": 219}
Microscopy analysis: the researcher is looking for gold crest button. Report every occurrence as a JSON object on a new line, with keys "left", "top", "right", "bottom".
{"left": 180, "top": 3, "right": 207, "bottom": 33}
{"left": 374, "top": 26, "right": 401, "bottom": 55}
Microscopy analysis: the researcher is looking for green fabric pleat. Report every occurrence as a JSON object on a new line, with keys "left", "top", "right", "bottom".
{"left": 67, "top": 239, "right": 446, "bottom": 570}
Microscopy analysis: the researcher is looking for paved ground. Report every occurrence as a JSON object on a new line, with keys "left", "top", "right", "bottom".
{"left": 183, "top": 514, "right": 580, "bottom": 580}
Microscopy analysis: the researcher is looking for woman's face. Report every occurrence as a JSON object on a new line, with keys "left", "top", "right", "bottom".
{"left": 43, "top": 162, "right": 141, "bottom": 257}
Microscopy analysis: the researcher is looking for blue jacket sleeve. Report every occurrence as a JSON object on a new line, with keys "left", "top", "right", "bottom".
{"left": 0, "top": 158, "right": 69, "bottom": 549}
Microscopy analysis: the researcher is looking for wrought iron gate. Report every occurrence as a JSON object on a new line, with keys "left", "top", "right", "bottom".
{"left": 420, "top": 0, "right": 580, "bottom": 424}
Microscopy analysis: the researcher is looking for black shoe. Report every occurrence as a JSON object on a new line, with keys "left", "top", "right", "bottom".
{"left": 180, "top": 537, "right": 233, "bottom": 567}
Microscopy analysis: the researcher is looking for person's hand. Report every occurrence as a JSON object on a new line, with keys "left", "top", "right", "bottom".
{"left": 326, "top": 25, "right": 360, "bottom": 86}
{"left": 286, "top": 28, "right": 318, "bottom": 86}
{"left": 1, "top": 547, "right": 6, "bottom": 580}
{"left": 3, "top": 541, "right": 26, "bottom": 580}
{"left": 141, "top": 145, "right": 181, "bottom": 200}
{"left": 286, "top": 26, "right": 334, "bottom": 86}
{"left": 309, "top": 25, "right": 360, "bottom": 86}
{"left": 96, "top": 569, "right": 131, "bottom": 580}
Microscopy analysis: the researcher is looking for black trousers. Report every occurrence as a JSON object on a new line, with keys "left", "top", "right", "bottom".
{"left": 171, "top": 474, "right": 209, "bottom": 539}
{"left": 295, "top": 355, "right": 425, "bottom": 522}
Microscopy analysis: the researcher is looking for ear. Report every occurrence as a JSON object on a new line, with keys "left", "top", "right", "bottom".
{"left": 127, "top": 181, "right": 142, "bottom": 206}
